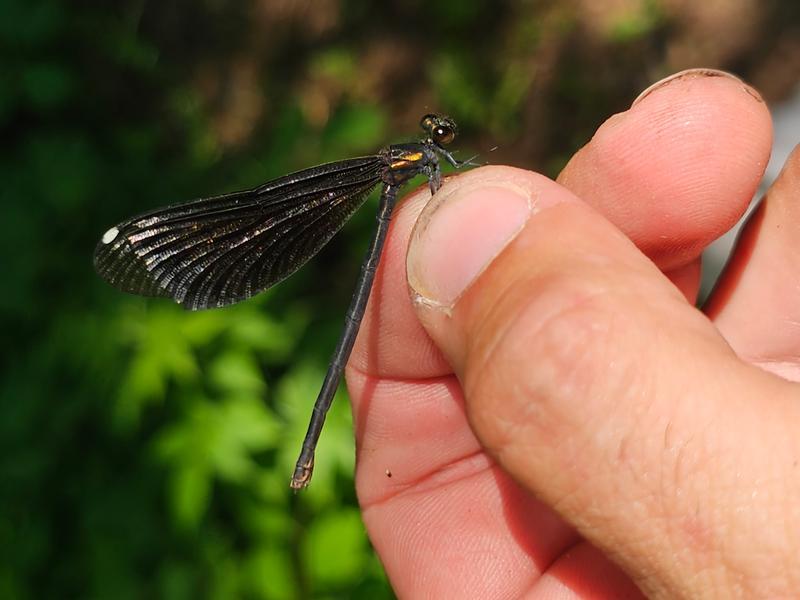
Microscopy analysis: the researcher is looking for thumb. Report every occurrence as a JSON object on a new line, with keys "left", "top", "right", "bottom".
{"left": 406, "top": 165, "right": 800, "bottom": 597}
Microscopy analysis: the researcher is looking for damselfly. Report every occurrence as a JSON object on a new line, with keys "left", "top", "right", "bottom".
{"left": 94, "top": 114, "right": 470, "bottom": 489}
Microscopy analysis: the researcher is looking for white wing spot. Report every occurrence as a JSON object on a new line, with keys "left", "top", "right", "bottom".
{"left": 102, "top": 226, "right": 120, "bottom": 244}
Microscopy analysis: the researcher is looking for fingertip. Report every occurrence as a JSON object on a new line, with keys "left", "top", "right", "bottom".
{"left": 631, "top": 68, "right": 763, "bottom": 107}
{"left": 406, "top": 166, "right": 585, "bottom": 365}
{"left": 408, "top": 167, "right": 538, "bottom": 310}
{"left": 559, "top": 69, "right": 773, "bottom": 270}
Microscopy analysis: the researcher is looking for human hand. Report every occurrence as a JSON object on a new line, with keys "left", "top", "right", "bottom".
{"left": 346, "top": 69, "right": 793, "bottom": 598}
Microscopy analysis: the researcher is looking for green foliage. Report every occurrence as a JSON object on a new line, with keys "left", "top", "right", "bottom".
{"left": 607, "top": 0, "right": 663, "bottom": 43}
{"left": 303, "top": 509, "right": 368, "bottom": 587}
{"left": 0, "top": 1, "right": 398, "bottom": 596}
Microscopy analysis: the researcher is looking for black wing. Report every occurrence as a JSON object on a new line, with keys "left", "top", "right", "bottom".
{"left": 94, "top": 156, "right": 384, "bottom": 310}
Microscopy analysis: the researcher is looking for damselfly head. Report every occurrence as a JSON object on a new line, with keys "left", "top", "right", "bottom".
{"left": 420, "top": 113, "right": 457, "bottom": 147}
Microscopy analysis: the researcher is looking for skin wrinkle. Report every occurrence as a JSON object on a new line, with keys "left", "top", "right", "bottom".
{"left": 464, "top": 281, "right": 616, "bottom": 456}
{"left": 459, "top": 269, "right": 529, "bottom": 387}
{"left": 655, "top": 352, "right": 714, "bottom": 526}
{"left": 346, "top": 363, "right": 488, "bottom": 505}
{"left": 481, "top": 288, "right": 664, "bottom": 504}
{"left": 668, "top": 428, "right": 695, "bottom": 523}
{"left": 360, "top": 448, "right": 492, "bottom": 510}
{"left": 532, "top": 540, "right": 649, "bottom": 599}
{"left": 346, "top": 362, "right": 456, "bottom": 387}
{"left": 346, "top": 369, "right": 464, "bottom": 444}
{"left": 371, "top": 475, "right": 541, "bottom": 600}
{"left": 543, "top": 534, "right": 584, "bottom": 570}
{"left": 728, "top": 432, "right": 800, "bottom": 595}
{"left": 778, "top": 487, "right": 800, "bottom": 596}
{"left": 657, "top": 369, "right": 758, "bottom": 591}
{"left": 473, "top": 279, "right": 665, "bottom": 465}
{"left": 593, "top": 372, "right": 683, "bottom": 558}
{"left": 576, "top": 322, "right": 764, "bottom": 592}
{"left": 538, "top": 485, "right": 654, "bottom": 595}
{"left": 664, "top": 438, "right": 714, "bottom": 590}
{"left": 548, "top": 474, "right": 683, "bottom": 599}
{"left": 462, "top": 296, "right": 651, "bottom": 568}
{"left": 665, "top": 399, "right": 799, "bottom": 598}
{"left": 599, "top": 363, "right": 661, "bottom": 499}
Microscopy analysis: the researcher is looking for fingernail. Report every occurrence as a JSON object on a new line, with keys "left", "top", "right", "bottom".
{"left": 407, "top": 182, "right": 533, "bottom": 310}
{"left": 632, "top": 68, "right": 763, "bottom": 107}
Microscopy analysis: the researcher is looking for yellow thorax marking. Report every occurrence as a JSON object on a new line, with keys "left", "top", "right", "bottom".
{"left": 390, "top": 151, "right": 423, "bottom": 170}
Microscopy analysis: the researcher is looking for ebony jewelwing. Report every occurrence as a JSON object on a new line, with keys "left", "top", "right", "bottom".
{"left": 94, "top": 114, "right": 471, "bottom": 489}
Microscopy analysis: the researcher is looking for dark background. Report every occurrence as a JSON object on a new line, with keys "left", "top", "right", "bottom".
{"left": 3, "top": 1, "right": 799, "bottom": 598}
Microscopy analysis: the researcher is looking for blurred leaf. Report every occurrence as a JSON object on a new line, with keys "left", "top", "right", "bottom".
{"left": 237, "top": 498, "right": 291, "bottom": 539}
{"left": 226, "top": 305, "right": 306, "bottom": 359}
{"left": 0, "top": 568, "right": 22, "bottom": 600}
{"left": 303, "top": 508, "right": 368, "bottom": 588}
{"left": 103, "top": 26, "right": 159, "bottom": 71}
{"left": 112, "top": 305, "right": 257, "bottom": 427}
{"left": 158, "top": 561, "right": 195, "bottom": 600}
{"left": 0, "top": 69, "right": 18, "bottom": 125}
{"left": 21, "top": 62, "right": 75, "bottom": 110}
{"left": 213, "top": 395, "right": 281, "bottom": 471}
{"left": 115, "top": 350, "right": 171, "bottom": 426}
{"left": 113, "top": 307, "right": 200, "bottom": 427}
{"left": 155, "top": 394, "right": 280, "bottom": 526}
{"left": 430, "top": 53, "right": 487, "bottom": 125}
{"left": 243, "top": 545, "right": 294, "bottom": 600}
{"left": 26, "top": 133, "right": 98, "bottom": 212}
{"left": 0, "top": 191, "right": 38, "bottom": 315}
{"left": 428, "top": 0, "right": 487, "bottom": 26}
{"left": 170, "top": 463, "right": 212, "bottom": 530}
{"left": 178, "top": 309, "right": 230, "bottom": 346}
{"left": 167, "top": 87, "right": 220, "bottom": 166}
{"left": 322, "top": 105, "right": 388, "bottom": 155}
{"left": 209, "top": 350, "right": 265, "bottom": 395}
{"left": 311, "top": 47, "right": 358, "bottom": 83}
{"left": 206, "top": 547, "right": 241, "bottom": 600}
{"left": 608, "top": 2, "right": 662, "bottom": 42}
{"left": 492, "top": 61, "right": 536, "bottom": 130}
{"left": 0, "top": 0, "right": 61, "bottom": 48}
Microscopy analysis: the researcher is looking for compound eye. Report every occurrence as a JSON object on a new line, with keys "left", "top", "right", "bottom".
{"left": 419, "top": 113, "right": 437, "bottom": 132}
{"left": 433, "top": 125, "right": 455, "bottom": 145}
